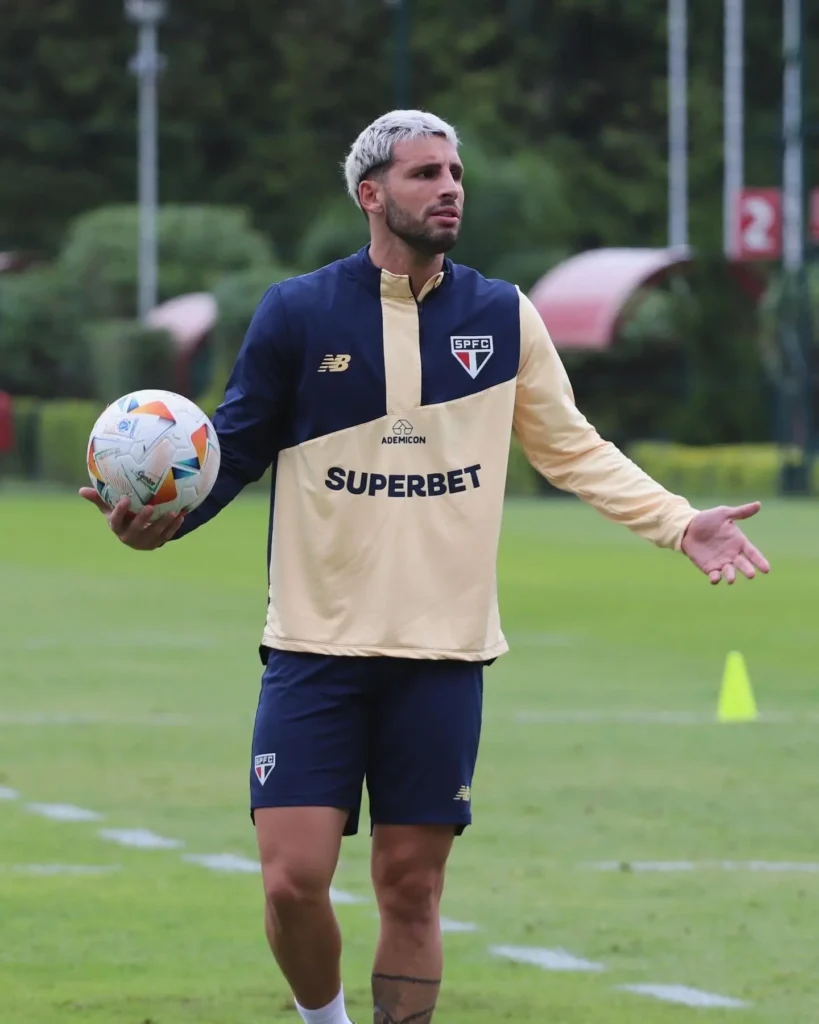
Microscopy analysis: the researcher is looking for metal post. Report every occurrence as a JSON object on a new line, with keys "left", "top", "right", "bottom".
{"left": 125, "top": 0, "right": 165, "bottom": 322}
{"left": 723, "top": 0, "right": 744, "bottom": 257}
{"left": 778, "top": 0, "right": 813, "bottom": 491}
{"left": 668, "top": 0, "right": 688, "bottom": 249}
{"left": 385, "top": 0, "right": 410, "bottom": 108}
{"left": 782, "top": 0, "right": 804, "bottom": 275}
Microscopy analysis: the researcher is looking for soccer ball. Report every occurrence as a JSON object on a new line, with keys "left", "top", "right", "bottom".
{"left": 86, "top": 389, "right": 221, "bottom": 519}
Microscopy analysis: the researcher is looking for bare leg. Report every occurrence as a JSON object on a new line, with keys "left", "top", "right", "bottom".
{"left": 370, "top": 825, "right": 455, "bottom": 1023}
{"left": 255, "top": 806, "right": 348, "bottom": 1010}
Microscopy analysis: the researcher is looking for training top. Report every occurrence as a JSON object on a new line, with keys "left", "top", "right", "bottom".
{"left": 175, "top": 245, "right": 698, "bottom": 661}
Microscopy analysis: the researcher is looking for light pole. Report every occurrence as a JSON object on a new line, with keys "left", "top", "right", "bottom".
{"left": 777, "top": 0, "right": 814, "bottom": 491}
{"left": 668, "top": 0, "right": 688, "bottom": 249}
{"left": 125, "top": 0, "right": 165, "bottom": 322}
{"left": 384, "top": 0, "right": 410, "bottom": 108}
{"left": 722, "top": 0, "right": 744, "bottom": 257}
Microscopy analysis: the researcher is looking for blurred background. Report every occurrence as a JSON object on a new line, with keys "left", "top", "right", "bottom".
{"left": 0, "top": 0, "right": 817, "bottom": 502}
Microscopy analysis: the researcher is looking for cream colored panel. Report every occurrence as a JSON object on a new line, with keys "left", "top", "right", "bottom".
{"left": 263, "top": 381, "right": 516, "bottom": 660}
{"left": 514, "top": 288, "right": 697, "bottom": 550}
{"left": 380, "top": 270, "right": 422, "bottom": 415}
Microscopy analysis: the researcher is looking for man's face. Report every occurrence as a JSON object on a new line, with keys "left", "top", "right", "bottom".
{"left": 364, "top": 136, "right": 464, "bottom": 256}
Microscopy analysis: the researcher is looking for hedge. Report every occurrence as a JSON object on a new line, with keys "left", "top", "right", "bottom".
{"left": 10, "top": 397, "right": 816, "bottom": 500}
{"left": 629, "top": 441, "right": 817, "bottom": 497}
{"left": 87, "top": 320, "right": 176, "bottom": 404}
{"left": 38, "top": 400, "right": 101, "bottom": 486}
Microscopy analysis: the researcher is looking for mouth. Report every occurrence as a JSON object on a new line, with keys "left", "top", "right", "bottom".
{"left": 429, "top": 208, "right": 460, "bottom": 226}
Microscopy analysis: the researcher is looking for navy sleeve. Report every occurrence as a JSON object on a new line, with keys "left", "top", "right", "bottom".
{"left": 173, "top": 284, "right": 293, "bottom": 539}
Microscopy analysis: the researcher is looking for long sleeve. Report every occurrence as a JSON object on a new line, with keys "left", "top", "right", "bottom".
{"left": 174, "top": 284, "right": 294, "bottom": 539}
{"left": 513, "top": 288, "right": 697, "bottom": 550}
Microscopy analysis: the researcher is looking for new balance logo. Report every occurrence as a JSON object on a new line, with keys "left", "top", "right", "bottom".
{"left": 318, "top": 354, "right": 351, "bottom": 372}
{"left": 454, "top": 785, "right": 471, "bottom": 802}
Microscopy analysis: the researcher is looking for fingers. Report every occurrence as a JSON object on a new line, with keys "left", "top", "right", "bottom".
{"left": 727, "top": 501, "right": 762, "bottom": 521}
{"left": 158, "top": 512, "right": 185, "bottom": 543}
{"left": 78, "top": 487, "right": 111, "bottom": 514}
{"left": 734, "top": 552, "right": 757, "bottom": 580}
{"left": 108, "top": 497, "right": 136, "bottom": 534}
{"left": 708, "top": 569, "right": 722, "bottom": 585}
{"left": 744, "top": 541, "right": 771, "bottom": 574}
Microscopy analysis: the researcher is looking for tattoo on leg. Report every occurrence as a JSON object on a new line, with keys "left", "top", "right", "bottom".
{"left": 372, "top": 972, "right": 441, "bottom": 1024}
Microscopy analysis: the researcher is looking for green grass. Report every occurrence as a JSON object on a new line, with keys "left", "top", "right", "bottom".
{"left": 0, "top": 487, "right": 816, "bottom": 1022}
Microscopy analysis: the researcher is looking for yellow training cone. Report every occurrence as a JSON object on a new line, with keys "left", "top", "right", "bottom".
{"left": 717, "top": 651, "right": 758, "bottom": 722}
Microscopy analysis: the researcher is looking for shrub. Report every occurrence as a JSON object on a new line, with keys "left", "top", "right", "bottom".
{"left": 0, "top": 267, "right": 88, "bottom": 398}
{"left": 86, "top": 320, "right": 176, "bottom": 404}
{"left": 0, "top": 395, "right": 42, "bottom": 480}
{"left": 628, "top": 441, "right": 817, "bottom": 498}
{"left": 58, "top": 205, "right": 277, "bottom": 320}
{"left": 38, "top": 400, "right": 101, "bottom": 486}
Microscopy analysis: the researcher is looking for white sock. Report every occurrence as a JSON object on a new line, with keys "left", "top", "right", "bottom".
{"left": 295, "top": 986, "right": 352, "bottom": 1024}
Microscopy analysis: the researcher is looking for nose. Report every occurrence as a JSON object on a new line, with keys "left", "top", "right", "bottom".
{"left": 438, "top": 173, "right": 461, "bottom": 201}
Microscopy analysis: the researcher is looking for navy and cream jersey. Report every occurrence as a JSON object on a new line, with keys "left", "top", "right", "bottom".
{"left": 176, "top": 245, "right": 697, "bottom": 661}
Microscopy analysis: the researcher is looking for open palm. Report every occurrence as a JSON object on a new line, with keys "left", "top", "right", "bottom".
{"left": 681, "top": 501, "right": 770, "bottom": 585}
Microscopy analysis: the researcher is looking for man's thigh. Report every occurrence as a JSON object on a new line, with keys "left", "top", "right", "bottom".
{"left": 366, "top": 659, "right": 484, "bottom": 834}
{"left": 250, "top": 649, "right": 369, "bottom": 835}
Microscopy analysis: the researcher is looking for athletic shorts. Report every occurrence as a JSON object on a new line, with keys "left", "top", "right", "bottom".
{"left": 250, "top": 649, "right": 484, "bottom": 836}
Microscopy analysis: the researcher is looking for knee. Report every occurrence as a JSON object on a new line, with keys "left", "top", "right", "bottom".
{"left": 263, "top": 864, "right": 328, "bottom": 919}
{"left": 375, "top": 860, "right": 445, "bottom": 927}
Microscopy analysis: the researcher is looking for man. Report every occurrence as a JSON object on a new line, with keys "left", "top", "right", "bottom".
{"left": 80, "top": 110, "right": 770, "bottom": 1024}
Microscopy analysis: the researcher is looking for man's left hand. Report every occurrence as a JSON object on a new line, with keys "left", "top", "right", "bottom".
{"left": 681, "top": 502, "right": 770, "bottom": 585}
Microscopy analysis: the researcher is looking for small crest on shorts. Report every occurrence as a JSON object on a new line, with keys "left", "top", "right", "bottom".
{"left": 254, "top": 753, "right": 276, "bottom": 784}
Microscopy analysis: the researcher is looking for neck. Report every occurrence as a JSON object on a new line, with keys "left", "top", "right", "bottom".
{"left": 367, "top": 235, "right": 444, "bottom": 298}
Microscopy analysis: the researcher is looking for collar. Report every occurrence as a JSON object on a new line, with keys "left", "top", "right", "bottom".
{"left": 348, "top": 245, "right": 450, "bottom": 302}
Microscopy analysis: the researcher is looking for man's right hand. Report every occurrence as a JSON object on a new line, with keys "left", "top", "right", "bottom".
{"left": 78, "top": 487, "right": 185, "bottom": 550}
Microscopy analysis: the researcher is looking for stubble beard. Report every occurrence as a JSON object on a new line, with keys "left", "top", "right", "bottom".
{"left": 384, "top": 196, "right": 460, "bottom": 257}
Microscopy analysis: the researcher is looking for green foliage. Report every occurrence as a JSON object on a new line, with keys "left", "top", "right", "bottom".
{"left": 0, "top": 396, "right": 41, "bottom": 480}
{"left": 296, "top": 200, "right": 369, "bottom": 273}
{"left": 38, "top": 399, "right": 101, "bottom": 486}
{"left": 0, "top": 267, "right": 87, "bottom": 399}
{"left": 628, "top": 441, "right": 816, "bottom": 498}
{"left": 86, "top": 320, "right": 176, "bottom": 403}
{"left": 197, "top": 264, "right": 296, "bottom": 410}
{"left": 58, "top": 205, "right": 277, "bottom": 320}
{"left": 505, "top": 433, "right": 540, "bottom": 497}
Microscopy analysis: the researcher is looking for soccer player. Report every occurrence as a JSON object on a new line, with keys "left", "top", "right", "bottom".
{"left": 80, "top": 110, "right": 770, "bottom": 1024}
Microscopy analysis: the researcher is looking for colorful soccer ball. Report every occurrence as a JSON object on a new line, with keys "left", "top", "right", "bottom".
{"left": 86, "top": 389, "right": 221, "bottom": 519}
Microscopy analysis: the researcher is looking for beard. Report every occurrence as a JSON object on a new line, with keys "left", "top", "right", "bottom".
{"left": 384, "top": 195, "right": 460, "bottom": 257}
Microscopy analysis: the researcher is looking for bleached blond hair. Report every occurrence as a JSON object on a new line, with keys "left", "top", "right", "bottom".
{"left": 343, "top": 110, "right": 460, "bottom": 208}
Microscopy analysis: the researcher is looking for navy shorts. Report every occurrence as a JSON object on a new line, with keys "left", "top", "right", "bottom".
{"left": 250, "top": 649, "right": 484, "bottom": 836}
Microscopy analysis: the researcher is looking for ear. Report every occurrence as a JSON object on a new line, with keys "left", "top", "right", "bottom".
{"left": 359, "top": 178, "right": 383, "bottom": 217}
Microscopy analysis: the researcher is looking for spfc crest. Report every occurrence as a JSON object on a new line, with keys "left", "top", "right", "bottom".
{"left": 451, "top": 336, "right": 493, "bottom": 379}
{"left": 254, "top": 753, "right": 276, "bottom": 784}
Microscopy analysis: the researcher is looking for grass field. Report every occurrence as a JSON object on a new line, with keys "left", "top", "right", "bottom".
{"left": 1, "top": 487, "right": 817, "bottom": 1023}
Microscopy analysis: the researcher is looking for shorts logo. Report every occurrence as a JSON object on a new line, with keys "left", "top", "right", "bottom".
{"left": 254, "top": 753, "right": 276, "bottom": 784}
{"left": 451, "top": 336, "right": 493, "bottom": 379}
{"left": 454, "top": 785, "right": 471, "bottom": 802}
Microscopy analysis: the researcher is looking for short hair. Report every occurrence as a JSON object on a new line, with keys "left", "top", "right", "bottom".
{"left": 343, "top": 109, "right": 460, "bottom": 208}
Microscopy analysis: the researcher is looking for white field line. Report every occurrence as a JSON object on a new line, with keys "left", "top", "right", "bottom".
{"left": 99, "top": 828, "right": 183, "bottom": 850}
{"left": 183, "top": 853, "right": 258, "bottom": 873}
{"left": 516, "top": 709, "right": 818, "bottom": 725}
{"left": 0, "top": 712, "right": 192, "bottom": 727}
{"left": 489, "top": 945, "right": 605, "bottom": 973}
{"left": 440, "top": 917, "right": 479, "bottom": 933}
{"left": 589, "top": 860, "right": 819, "bottom": 874}
{"left": 25, "top": 803, "right": 103, "bottom": 822}
{"left": 618, "top": 983, "right": 748, "bottom": 1009}
{"left": 6, "top": 790, "right": 753, "bottom": 1007}
{"left": 4, "top": 864, "right": 121, "bottom": 876}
